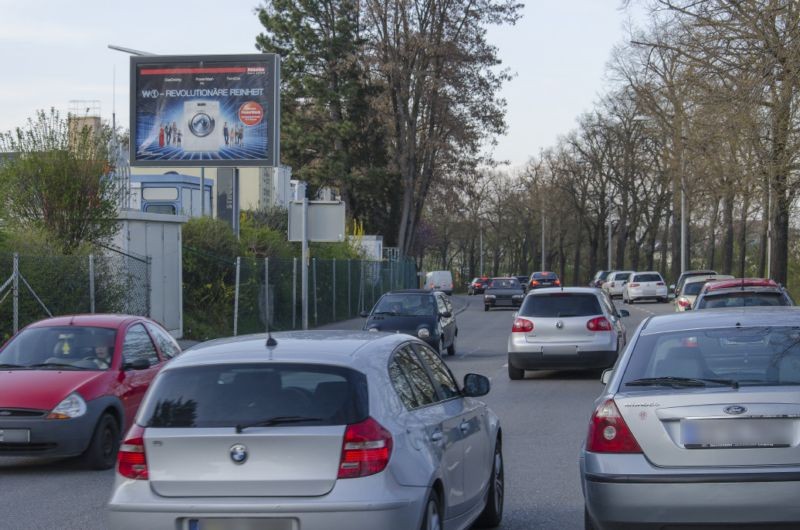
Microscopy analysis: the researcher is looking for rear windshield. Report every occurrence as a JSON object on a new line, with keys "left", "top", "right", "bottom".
{"left": 519, "top": 293, "right": 602, "bottom": 318}
{"left": 0, "top": 326, "right": 117, "bottom": 371}
{"left": 621, "top": 326, "right": 800, "bottom": 388}
{"left": 139, "top": 363, "right": 369, "bottom": 428}
{"left": 374, "top": 294, "right": 436, "bottom": 316}
{"left": 489, "top": 278, "right": 520, "bottom": 289}
{"left": 682, "top": 281, "right": 709, "bottom": 296}
{"left": 633, "top": 273, "right": 662, "bottom": 282}
{"left": 596, "top": 271, "right": 611, "bottom": 280}
{"left": 696, "top": 292, "right": 790, "bottom": 309}
{"left": 532, "top": 272, "right": 558, "bottom": 280}
{"left": 612, "top": 272, "right": 632, "bottom": 281}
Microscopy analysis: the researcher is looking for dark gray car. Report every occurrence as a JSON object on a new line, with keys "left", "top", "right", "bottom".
{"left": 484, "top": 277, "right": 525, "bottom": 311}
{"left": 363, "top": 290, "right": 458, "bottom": 356}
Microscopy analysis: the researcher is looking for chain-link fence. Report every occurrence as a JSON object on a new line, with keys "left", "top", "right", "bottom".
{"left": 182, "top": 249, "right": 418, "bottom": 339}
{"left": 0, "top": 249, "right": 151, "bottom": 341}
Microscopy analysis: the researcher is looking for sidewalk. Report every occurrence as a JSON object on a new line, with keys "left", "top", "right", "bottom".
{"left": 178, "top": 294, "right": 470, "bottom": 349}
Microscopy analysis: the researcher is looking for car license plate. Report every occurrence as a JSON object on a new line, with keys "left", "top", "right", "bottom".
{"left": 0, "top": 429, "right": 30, "bottom": 443}
{"left": 188, "top": 519, "right": 296, "bottom": 530}
{"left": 681, "top": 419, "right": 794, "bottom": 449}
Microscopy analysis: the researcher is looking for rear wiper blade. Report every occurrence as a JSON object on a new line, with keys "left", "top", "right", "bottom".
{"left": 626, "top": 376, "right": 739, "bottom": 389}
{"left": 236, "top": 416, "right": 324, "bottom": 433}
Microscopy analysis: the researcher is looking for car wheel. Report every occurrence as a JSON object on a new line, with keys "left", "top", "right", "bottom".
{"left": 81, "top": 413, "right": 120, "bottom": 470}
{"left": 421, "top": 490, "right": 443, "bottom": 530}
{"left": 484, "top": 305, "right": 491, "bottom": 312}
{"left": 584, "top": 506, "right": 597, "bottom": 530}
{"left": 629, "top": 297, "right": 636, "bottom": 304}
{"left": 508, "top": 363, "right": 524, "bottom": 380}
{"left": 475, "top": 438, "right": 504, "bottom": 527}
{"left": 447, "top": 336, "right": 456, "bottom": 356}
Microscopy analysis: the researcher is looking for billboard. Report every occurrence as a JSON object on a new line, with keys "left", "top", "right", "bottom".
{"left": 130, "top": 54, "right": 280, "bottom": 167}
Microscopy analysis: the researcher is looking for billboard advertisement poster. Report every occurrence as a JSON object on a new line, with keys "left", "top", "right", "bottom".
{"left": 130, "top": 54, "right": 280, "bottom": 167}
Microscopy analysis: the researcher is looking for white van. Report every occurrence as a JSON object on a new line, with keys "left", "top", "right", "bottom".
{"left": 424, "top": 270, "right": 454, "bottom": 295}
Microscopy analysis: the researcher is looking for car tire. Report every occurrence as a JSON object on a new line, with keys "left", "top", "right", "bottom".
{"left": 508, "top": 363, "right": 524, "bottom": 380}
{"left": 421, "top": 490, "right": 443, "bottom": 530}
{"left": 447, "top": 336, "right": 456, "bottom": 356}
{"left": 81, "top": 413, "right": 120, "bottom": 470}
{"left": 584, "top": 506, "right": 597, "bottom": 530}
{"left": 629, "top": 297, "right": 636, "bottom": 304}
{"left": 475, "top": 438, "right": 504, "bottom": 528}
{"left": 484, "top": 305, "right": 490, "bottom": 312}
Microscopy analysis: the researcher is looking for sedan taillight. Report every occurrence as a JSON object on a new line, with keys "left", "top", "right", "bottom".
{"left": 586, "top": 399, "right": 642, "bottom": 453}
{"left": 338, "top": 417, "right": 392, "bottom": 479}
{"left": 117, "top": 424, "right": 148, "bottom": 480}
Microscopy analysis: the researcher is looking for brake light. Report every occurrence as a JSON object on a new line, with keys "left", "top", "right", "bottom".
{"left": 117, "top": 424, "right": 148, "bottom": 480}
{"left": 586, "top": 399, "right": 642, "bottom": 453}
{"left": 512, "top": 317, "right": 534, "bottom": 333}
{"left": 629, "top": 283, "right": 640, "bottom": 288}
{"left": 338, "top": 417, "right": 392, "bottom": 479}
{"left": 677, "top": 297, "right": 691, "bottom": 308}
{"left": 554, "top": 279, "right": 561, "bottom": 286}
{"left": 656, "top": 282, "right": 665, "bottom": 286}
{"left": 531, "top": 280, "right": 540, "bottom": 287}
{"left": 586, "top": 316, "right": 612, "bottom": 331}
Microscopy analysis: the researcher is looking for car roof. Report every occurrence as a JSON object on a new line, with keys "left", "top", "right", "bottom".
{"left": 681, "top": 269, "right": 717, "bottom": 276}
{"left": 641, "top": 307, "right": 800, "bottom": 335}
{"left": 632, "top": 271, "right": 663, "bottom": 276}
{"left": 169, "top": 331, "right": 412, "bottom": 370}
{"left": 704, "top": 278, "right": 778, "bottom": 291}
{"left": 386, "top": 289, "right": 434, "bottom": 295}
{"left": 26, "top": 314, "right": 143, "bottom": 329}
{"left": 683, "top": 274, "right": 734, "bottom": 284}
{"left": 527, "top": 287, "right": 599, "bottom": 295}
{"left": 531, "top": 271, "right": 558, "bottom": 276}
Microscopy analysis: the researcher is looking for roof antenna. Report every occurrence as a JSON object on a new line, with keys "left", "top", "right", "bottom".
{"left": 266, "top": 318, "right": 278, "bottom": 348}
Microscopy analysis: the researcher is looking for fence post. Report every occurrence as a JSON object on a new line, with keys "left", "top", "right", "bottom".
{"left": 264, "top": 258, "right": 269, "bottom": 333}
{"left": 347, "top": 259, "right": 352, "bottom": 317}
{"left": 233, "top": 257, "right": 241, "bottom": 336}
{"left": 292, "top": 257, "right": 297, "bottom": 329}
{"left": 12, "top": 253, "right": 19, "bottom": 334}
{"left": 312, "top": 258, "right": 318, "bottom": 327}
{"left": 89, "top": 254, "right": 96, "bottom": 314}
{"left": 332, "top": 259, "right": 336, "bottom": 323}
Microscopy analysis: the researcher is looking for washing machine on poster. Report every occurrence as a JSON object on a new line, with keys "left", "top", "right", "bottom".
{"left": 183, "top": 101, "right": 224, "bottom": 152}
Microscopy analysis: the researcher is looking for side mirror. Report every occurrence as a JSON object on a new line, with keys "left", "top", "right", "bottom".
{"left": 601, "top": 369, "right": 613, "bottom": 385}
{"left": 618, "top": 309, "right": 630, "bottom": 317}
{"left": 440, "top": 311, "right": 452, "bottom": 318}
{"left": 463, "top": 373, "right": 490, "bottom": 397}
{"left": 124, "top": 358, "right": 151, "bottom": 371}
{"left": 360, "top": 310, "right": 369, "bottom": 318}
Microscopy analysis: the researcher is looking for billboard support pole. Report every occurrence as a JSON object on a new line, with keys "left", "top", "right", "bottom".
{"left": 301, "top": 196, "right": 309, "bottom": 330}
{"left": 200, "top": 167, "right": 205, "bottom": 216}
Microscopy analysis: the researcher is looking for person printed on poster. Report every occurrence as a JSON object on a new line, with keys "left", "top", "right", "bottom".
{"left": 176, "top": 129, "right": 182, "bottom": 147}
{"left": 223, "top": 122, "right": 229, "bottom": 146}
{"left": 159, "top": 124, "right": 165, "bottom": 148}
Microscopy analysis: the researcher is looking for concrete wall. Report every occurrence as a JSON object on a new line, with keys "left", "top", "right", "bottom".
{"left": 113, "top": 211, "right": 187, "bottom": 337}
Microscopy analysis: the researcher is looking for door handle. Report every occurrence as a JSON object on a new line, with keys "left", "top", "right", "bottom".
{"left": 460, "top": 421, "right": 470, "bottom": 433}
{"left": 431, "top": 431, "right": 443, "bottom": 442}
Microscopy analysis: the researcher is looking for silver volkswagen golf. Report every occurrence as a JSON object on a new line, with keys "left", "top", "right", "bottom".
{"left": 581, "top": 307, "right": 800, "bottom": 529}
{"left": 107, "top": 331, "right": 503, "bottom": 530}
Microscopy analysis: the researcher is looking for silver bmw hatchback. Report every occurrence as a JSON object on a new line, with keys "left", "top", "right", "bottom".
{"left": 107, "top": 331, "right": 503, "bottom": 530}
{"left": 581, "top": 307, "right": 800, "bottom": 529}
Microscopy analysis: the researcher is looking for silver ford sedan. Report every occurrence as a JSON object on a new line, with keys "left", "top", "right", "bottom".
{"left": 581, "top": 307, "right": 800, "bottom": 529}
{"left": 107, "top": 331, "right": 503, "bottom": 530}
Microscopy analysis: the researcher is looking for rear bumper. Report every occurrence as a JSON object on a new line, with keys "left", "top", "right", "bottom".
{"left": 508, "top": 350, "right": 617, "bottom": 370}
{"left": 484, "top": 299, "right": 522, "bottom": 309}
{"left": 108, "top": 474, "right": 427, "bottom": 530}
{"left": 581, "top": 453, "right": 800, "bottom": 528}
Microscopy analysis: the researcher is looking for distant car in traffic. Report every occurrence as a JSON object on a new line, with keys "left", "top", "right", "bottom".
{"left": 622, "top": 271, "right": 669, "bottom": 304}
{"left": 582, "top": 307, "right": 800, "bottom": 529}
{"left": 674, "top": 274, "right": 733, "bottom": 311}
{"left": 515, "top": 275, "right": 530, "bottom": 293}
{"left": 506, "top": 288, "right": 629, "bottom": 379}
{"left": 484, "top": 277, "right": 525, "bottom": 312}
{"left": 672, "top": 268, "right": 718, "bottom": 297}
{"left": 468, "top": 277, "right": 490, "bottom": 295}
{"left": 602, "top": 270, "right": 633, "bottom": 299}
{"left": 362, "top": 289, "right": 458, "bottom": 356}
{"left": 423, "top": 270, "right": 454, "bottom": 296}
{"left": 589, "top": 270, "right": 614, "bottom": 288}
{"left": 693, "top": 278, "right": 794, "bottom": 309}
{"left": 528, "top": 271, "right": 561, "bottom": 290}
{"left": 108, "top": 331, "right": 504, "bottom": 530}
{"left": 0, "top": 314, "right": 179, "bottom": 469}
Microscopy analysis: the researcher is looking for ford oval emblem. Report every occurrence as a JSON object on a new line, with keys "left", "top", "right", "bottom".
{"left": 230, "top": 444, "right": 248, "bottom": 464}
{"left": 724, "top": 405, "right": 747, "bottom": 416}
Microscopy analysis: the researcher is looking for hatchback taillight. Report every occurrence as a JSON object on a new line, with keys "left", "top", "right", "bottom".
{"left": 586, "top": 316, "right": 612, "bottom": 331}
{"left": 629, "top": 283, "right": 640, "bottom": 288}
{"left": 117, "top": 424, "right": 148, "bottom": 480}
{"left": 656, "top": 282, "right": 665, "bottom": 286}
{"left": 554, "top": 279, "right": 561, "bottom": 286}
{"left": 586, "top": 399, "right": 642, "bottom": 453}
{"left": 531, "top": 280, "right": 540, "bottom": 287}
{"left": 338, "top": 417, "right": 392, "bottom": 479}
{"left": 677, "top": 297, "right": 691, "bottom": 308}
{"left": 512, "top": 317, "right": 534, "bottom": 333}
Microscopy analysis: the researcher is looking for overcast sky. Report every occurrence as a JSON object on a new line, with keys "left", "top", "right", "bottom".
{"left": 0, "top": 0, "right": 644, "bottom": 168}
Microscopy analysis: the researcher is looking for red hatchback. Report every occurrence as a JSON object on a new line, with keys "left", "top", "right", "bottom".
{"left": 0, "top": 314, "right": 180, "bottom": 469}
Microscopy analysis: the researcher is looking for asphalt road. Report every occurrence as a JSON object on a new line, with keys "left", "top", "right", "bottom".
{"left": 0, "top": 293, "right": 675, "bottom": 530}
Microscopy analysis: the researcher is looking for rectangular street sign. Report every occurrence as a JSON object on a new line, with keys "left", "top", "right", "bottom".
{"left": 288, "top": 201, "right": 346, "bottom": 242}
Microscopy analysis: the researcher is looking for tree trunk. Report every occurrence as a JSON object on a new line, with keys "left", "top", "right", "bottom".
{"left": 721, "top": 188, "right": 735, "bottom": 275}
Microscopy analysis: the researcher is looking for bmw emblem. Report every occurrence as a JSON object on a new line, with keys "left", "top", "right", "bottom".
{"left": 724, "top": 405, "right": 747, "bottom": 416}
{"left": 230, "top": 444, "right": 248, "bottom": 464}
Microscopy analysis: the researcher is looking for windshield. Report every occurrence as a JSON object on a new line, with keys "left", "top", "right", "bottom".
{"left": 682, "top": 281, "right": 709, "bottom": 296}
{"left": 633, "top": 273, "right": 662, "bottom": 283}
{"left": 139, "top": 363, "right": 368, "bottom": 428}
{"left": 373, "top": 294, "right": 437, "bottom": 316}
{"left": 696, "top": 291, "right": 790, "bottom": 309}
{"left": 532, "top": 272, "right": 558, "bottom": 280}
{"left": 489, "top": 278, "right": 521, "bottom": 289}
{"left": 622, "top": 326, "right": 800, "bottom": 388}
{"left": 0, "top": 326, "right": 117, "bottom": 371}
{"left": 519, "top": 293, "right": 601, "bottom": 318}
